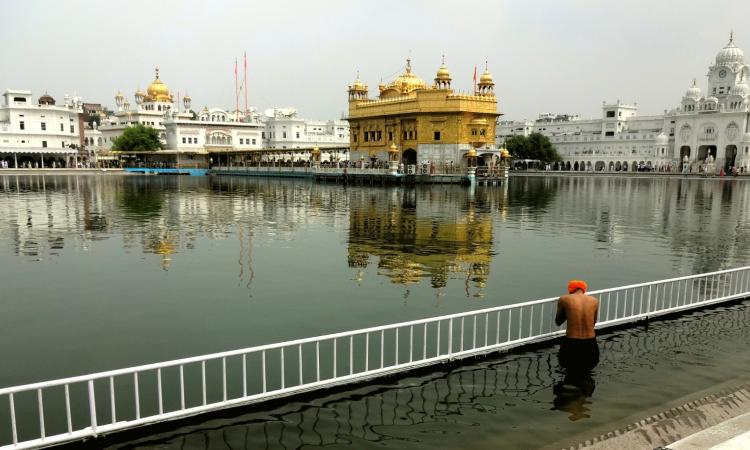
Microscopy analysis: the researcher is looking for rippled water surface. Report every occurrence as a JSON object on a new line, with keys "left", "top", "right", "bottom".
{"left": 1, "top": 174, "right": 750, "bottom": 448}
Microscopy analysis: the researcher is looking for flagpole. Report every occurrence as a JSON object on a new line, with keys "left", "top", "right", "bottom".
{"left": 244, "top": 51, "right": 249, "bottom": 115}
{"left": 234, "top": 58, "right": 239, "bottom": 122}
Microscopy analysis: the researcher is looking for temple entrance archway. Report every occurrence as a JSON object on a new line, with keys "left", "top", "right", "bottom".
{"left": 725, "top": 145, "right": 738, "bottom": 171}
{"left": 402, "top": 149, "right": 417, "bottom": 165}
{"left": 573, "top": 161, "right": 579, "bottom": 171}
{"left": 679, "top": 146, "right": 691, "bottom": 171}
{"left": 697, "top": 145, "right": 716, "bottom": 162}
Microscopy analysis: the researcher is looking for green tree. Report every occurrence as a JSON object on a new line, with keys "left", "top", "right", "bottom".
{"left": 505, "top": 135, "right": 530, "bottom": 160}
{"left": 112, "top": 124, "right": 163, "bottom": 151}
{"left": 503, "top": 133, "right": 561, "bottom": 162}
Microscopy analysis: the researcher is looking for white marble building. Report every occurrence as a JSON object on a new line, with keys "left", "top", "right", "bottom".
{"left": 261, "top": 107, "right": 349, "bottom": 149}
{"left": 498, "top": 34, "right": 750, "bottom": 173}
{"left": 88, "top": 68, "right": 263, "bottom": 156}
{"left": 0, "top": 90, "right": 83, "bottom": 167}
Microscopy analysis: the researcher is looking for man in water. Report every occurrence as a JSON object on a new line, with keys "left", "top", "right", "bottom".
{"left": 552, "top": 280, "right": 600, "bottom": 421}
{"left": 555, "top": 279, "right": 600, "bottom": 372}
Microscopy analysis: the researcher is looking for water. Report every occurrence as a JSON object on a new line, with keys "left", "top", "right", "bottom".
{"left": 1, "top": 174, "right": 750, "bottom": 447}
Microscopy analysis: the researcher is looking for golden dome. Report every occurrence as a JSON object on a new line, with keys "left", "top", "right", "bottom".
{"left": 501, "top": 148, "right": 511, "bottom": 159}
{"left": 386, "top": 59, "right": 427, "bottom": 94}
{"left": 388, "top": 142, "right": 398, "bottom": 153}
{"left": 350, "top": 71, "right": 367, "bottom": 91}
{"left": 115, "top": 91, "right": 124, "bottom": 100}
{"left": 146, "top": 67, "right": 172, "bottom": 102}
{"left": 436, "top": 63, "right": 451, "bottom": 80}
{"left": 479, "top": 69, "right": 494, "bottom": 84}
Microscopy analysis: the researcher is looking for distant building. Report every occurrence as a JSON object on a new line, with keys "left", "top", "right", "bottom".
{"left": 497, "top": 34, "right": 750, "bottom": 173}
{"left": 346, "top": 58, "right": 501, "bottom": 167}
{"left": 261, "top": 107, "right": 349, "bottom": 149}
{"left": 0, "top": 90, "right": 83, "bottom": 167}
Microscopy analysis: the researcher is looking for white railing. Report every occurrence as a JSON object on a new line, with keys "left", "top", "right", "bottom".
{"left": 2, "top": 266, "right": 750, "bottom": 449}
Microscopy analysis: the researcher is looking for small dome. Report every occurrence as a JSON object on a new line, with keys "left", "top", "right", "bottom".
{"left": 655, "top": 132, "right": 668, "bottom": 145}
{"left": 38, "top": 93, "right": 55, "bottom": 105}
{"left": 716, "top": 33, "right": 745, "bottom": 65}
{"left": 436, "top": 63, "right": 451, "bottom": 80}
{"left": 685, "top": 80, "right": 702, "bottom": 99}
{"left": 705, "top": 96, "right": 719, "bottom": 103}
{"left": 115, "top": 91, "right": 125, "bottom": 100}
{"left": 479, "top": 69, "right": 493, "bottom": 84}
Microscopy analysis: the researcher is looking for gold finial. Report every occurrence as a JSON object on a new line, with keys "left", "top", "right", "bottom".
{"left": 155, "top": 66, "right": 160, "bottom": 79}
{"left": 406, "top": 57, "right": 412, "bottom": 73}
{"left": 441, "top": 54, "right": 445, "bottom": 65}
{"left": 729, "top": 30, "right": 734, "bottom": 44}
{"left": 485, "top": 60, "right": 488, "bottom": 71}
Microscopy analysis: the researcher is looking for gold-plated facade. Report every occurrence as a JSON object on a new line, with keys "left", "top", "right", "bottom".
{"left": 347, "top": 58, "right": 501, "bottom": 166}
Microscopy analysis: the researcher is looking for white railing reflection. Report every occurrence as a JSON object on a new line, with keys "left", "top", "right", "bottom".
{"left": 2, "top": 266, "right": 749, "bottom": 449}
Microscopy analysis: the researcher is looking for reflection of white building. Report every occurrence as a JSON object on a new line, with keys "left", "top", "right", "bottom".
{"left": 262, "top": 107, "right": 349, "bottom": 149}
{"left": 498, "top": 34, "right": 750, "bottom": 173}
{"left": 0, "top": 90, "right": 82, "bottom": 167}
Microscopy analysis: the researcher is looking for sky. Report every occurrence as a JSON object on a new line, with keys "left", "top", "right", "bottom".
{"left": 1, "top": 0, "right": 748, "bottom": 121}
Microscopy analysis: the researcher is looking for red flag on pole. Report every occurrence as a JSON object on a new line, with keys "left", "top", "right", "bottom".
{"left": 473, "top": 65, "right": 477, "bottom": 92}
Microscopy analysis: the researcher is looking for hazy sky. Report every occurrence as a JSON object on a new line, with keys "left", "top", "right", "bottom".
{"left": 2, "top": 0, "right": 748, "bottom": 121}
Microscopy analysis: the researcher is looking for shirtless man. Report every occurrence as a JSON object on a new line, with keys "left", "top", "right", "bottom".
{"left": 555, "top": 280, "right": 600, "bottom": 373}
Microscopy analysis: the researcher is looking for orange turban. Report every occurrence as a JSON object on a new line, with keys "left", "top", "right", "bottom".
{"left": 567, "top": 279, "right": 588, "bottom": 294}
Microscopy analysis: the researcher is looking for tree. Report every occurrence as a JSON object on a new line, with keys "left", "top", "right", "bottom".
{"left": 112, "top": 124, "right": 163, "bottom": 151}
{"left": 503, "top": 133, "right": 561, "bottom": 162}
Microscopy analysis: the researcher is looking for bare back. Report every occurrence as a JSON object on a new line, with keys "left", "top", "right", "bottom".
{"left": 555, "top": 292, "right": 599, "bottom": 339}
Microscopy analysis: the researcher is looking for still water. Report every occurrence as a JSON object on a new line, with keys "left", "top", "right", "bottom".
{"left": 2, "top": 174, "right": 750, "bottom": 448}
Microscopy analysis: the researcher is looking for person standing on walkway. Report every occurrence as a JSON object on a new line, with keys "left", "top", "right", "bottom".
{"left": 555, "top": 280, "right": 600, "bottom": 373}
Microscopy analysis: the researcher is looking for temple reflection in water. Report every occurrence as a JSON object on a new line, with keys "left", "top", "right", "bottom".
{"left": 1, "top": 175, "right": 750, "bottom": 290}
{"left": 346, "top": 187, "right": 499, "bottom": 296}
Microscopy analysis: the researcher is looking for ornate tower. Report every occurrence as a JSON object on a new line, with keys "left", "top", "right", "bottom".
{"left": 477, "top": 63, "right": 495, "bottom": 96}
{"left": 114, "top": 91, "right": 125, "bottom": 111}
{"left": 183, "top": 92, "right": 192, "bottom": 111}
{"left": 434, "top": 56, "right": 452, "bottom": 90}
{"left": 348, "top": 72, "right": 368, "bottom": 102}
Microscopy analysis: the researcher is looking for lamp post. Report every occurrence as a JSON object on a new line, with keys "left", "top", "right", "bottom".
{"left": 387, "top": 143, "right": 399, "bottom": 175}
{"left": 311, "top": 147, "right": 321, "bottom": 169}
{"left": 500, "top": 147, "right": 511, "bottom": 178}
{"left": 466, "top": 147, "right": 478, "bottom": 183}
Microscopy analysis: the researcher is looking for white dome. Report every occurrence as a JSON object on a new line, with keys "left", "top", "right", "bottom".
{"left": 655, "top": 132, "right": 668, "bottom": 145}
{"left": 705, "top": 96, "right": 719, "bottom": 103}
{"left": 685, "top": 81, "right": 702, "bottom": 99}
{"left": 716, "top": 35, "right": 744, "bottom": 65}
